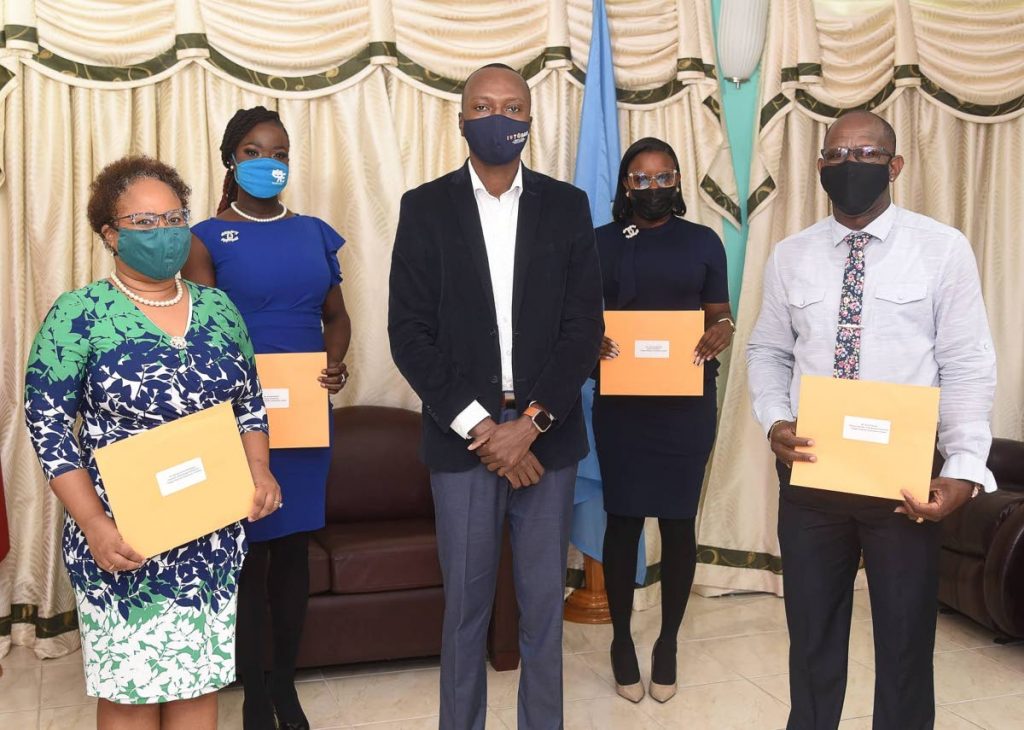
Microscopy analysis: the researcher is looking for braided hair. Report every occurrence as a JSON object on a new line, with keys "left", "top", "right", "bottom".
{"left": 216, "top": 106, "right": 288, "bottom": 214}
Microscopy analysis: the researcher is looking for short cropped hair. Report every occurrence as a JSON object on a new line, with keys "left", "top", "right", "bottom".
{"left": 86, "top": 156, "right": 191, "bottom": 234}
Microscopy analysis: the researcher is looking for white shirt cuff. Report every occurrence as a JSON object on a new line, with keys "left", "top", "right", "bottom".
{"left": 451, "top": 400, "right": 490, "bottom": 440}
{"left": 940, "top": 453, "right": 998, "bottom": 493}
{"left": 759, "top": 406, "right": 796, "bottom": 438}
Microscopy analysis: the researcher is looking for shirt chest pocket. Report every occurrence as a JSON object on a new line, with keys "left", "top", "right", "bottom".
{"left": 787, "top": 287, "right": 829, "bottom": 335}
{"left": 872, "top": 281, "right": 932, "bottom": 336}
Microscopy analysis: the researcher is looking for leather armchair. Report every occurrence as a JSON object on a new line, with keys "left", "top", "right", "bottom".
{"left": 938, "top": 438, "right": 1024, "bottom": 638}
{"left": 291, "top": 406, "right": 520, "bottom": 670}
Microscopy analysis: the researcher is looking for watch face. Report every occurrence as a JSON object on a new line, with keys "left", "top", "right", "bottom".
{"left": 533, "top": 411, "right": 553, "bottom": 432}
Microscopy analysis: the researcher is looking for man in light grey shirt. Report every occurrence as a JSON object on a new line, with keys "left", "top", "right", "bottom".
{"left": 747, "top": 110, "right": 996, "bottom": 730}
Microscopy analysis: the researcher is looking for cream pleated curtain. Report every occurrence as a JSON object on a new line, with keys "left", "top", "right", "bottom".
{"left": 0, "top": 0, "right": 738, "bottom": 656}
{"left": 695, "top": 0, "right": 1024, "bottom": 597}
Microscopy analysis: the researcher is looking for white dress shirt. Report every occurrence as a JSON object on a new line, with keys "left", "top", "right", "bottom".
{"left": 747, "top": 204, "right": 997, "bottom": 491}
{"left": 449, "top": 162, "right": 524, "bottom": 439}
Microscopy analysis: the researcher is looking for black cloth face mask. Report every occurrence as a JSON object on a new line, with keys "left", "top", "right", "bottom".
{"left": 819, "top": 161, "right": 890, "bottom": 216}
{"left": 629, "top": 187, "right": 676, "bottom": 220}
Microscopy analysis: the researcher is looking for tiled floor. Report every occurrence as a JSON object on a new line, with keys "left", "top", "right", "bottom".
{"left": 2, "top": 590, "right": 1024, "bottom": 729}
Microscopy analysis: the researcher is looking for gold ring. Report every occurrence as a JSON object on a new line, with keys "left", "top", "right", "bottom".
{"left": 915, "top": 517, "right": 924, "bottom": 524}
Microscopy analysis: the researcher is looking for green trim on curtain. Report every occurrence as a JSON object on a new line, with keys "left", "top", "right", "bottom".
{"left": 34, "top": 45, "right": 181, "bottom": 83}
{"left": 747, "top": 176, "right": 777, "bottom": 214}
{"left": 0, "top": 605, "right": 78, "bottom": 639}
{"left": 701, "top": 175, "right": 742, "bottom": 223}
{"left": 3, "top": 25, "right": 728, "bottom": 107}
{"left": 696, "top": 544, "right": 783, "bottom": 574}
{"left": 759, "top": 65, "right": 1024, "bottom": 132}
{"left": 1, "top": 24, "right": 38, "bottom": 45}
{"left": 567, "top": 542, "right": 783, "bottom": 588}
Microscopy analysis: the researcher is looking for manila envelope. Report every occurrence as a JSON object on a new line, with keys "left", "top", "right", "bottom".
{"left": 790, "top": 375, "right": 940, "bottom": 502}
{"left": 255, "top": 352, "right": 330, "bottom": 449}
{"left": 600, "top": 310, "right": 704, "bottom": 396}
{"left": 94, "top": 401, "right": 255, "bottom": 558}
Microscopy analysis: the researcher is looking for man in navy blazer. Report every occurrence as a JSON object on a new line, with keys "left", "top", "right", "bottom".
{"left": 388, "top": 63, "right": 603, "bottom": 730}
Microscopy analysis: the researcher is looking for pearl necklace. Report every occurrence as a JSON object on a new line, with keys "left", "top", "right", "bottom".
{"left": 111, "top": 271, "right": 183, "bottom": 308}
{"left": 110, "top": 273, "right": 189, "bottom": 349}
{"left": 231, "top": 201, "right": 288, "bottom": 222}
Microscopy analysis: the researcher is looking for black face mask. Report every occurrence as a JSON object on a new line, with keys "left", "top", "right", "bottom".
{"left": 629, "top": 187, "right": 676, "bottom": 221}
{"left": 819, "top": 161, "right": 891, "bottom": 216}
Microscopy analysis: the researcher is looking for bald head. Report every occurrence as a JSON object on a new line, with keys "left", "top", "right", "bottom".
{"left": 825, "top": 110, "right": 896, "bottom": 154}
{"left": 461, "top": 64, "right": 531, "bottom": 115}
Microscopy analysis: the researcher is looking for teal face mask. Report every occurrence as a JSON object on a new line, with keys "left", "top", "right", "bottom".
{"left": 116, "top": 226, "right": 191, "bottom": 280}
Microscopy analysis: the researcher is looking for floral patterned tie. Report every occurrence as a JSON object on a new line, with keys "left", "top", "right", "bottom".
{"left": 833, "top": 232, "right": 871, "bottom": 379}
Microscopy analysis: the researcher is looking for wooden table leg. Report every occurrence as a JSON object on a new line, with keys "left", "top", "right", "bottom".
{"left": 564, "top": 554, "right": 612, "bottom": 624}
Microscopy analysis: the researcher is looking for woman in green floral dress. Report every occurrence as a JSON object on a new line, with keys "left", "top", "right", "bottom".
{"left": 23, "top": 156, "right": 281, "bottom": 730}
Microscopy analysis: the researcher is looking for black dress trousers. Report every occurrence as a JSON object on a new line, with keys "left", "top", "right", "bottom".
{"left": 776, "top": 462, "right": 941, "bottom": 730}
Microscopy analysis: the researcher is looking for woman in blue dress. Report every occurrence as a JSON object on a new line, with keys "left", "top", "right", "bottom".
{"left": 185, "top": 106, "right": 351, "bottom": 730}
{"left": 593, "top": 138, "right": 734, "bottom": 705}
{"left": 24, "top": 156, "right": 281, "bottom": 729}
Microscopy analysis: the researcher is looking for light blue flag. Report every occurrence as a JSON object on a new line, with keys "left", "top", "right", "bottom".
{"left": 570, "top": 0, "right": 645, "bottom": 585}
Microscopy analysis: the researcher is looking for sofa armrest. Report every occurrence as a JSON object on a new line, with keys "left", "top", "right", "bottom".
{"left": 487, "top": 522, "right": 521, "bottom": 671}
{"left": 983, "top": 500, "right": 1024, "bottom": 638}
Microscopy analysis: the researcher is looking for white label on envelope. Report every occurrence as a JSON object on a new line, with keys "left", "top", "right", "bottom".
{"left": 842, "top": 416, "right": 892, "bottom": 445}
{"left": 263, "top": 388, "right": 290, "bottom": 409}
{"left": 156, "top": 457, "right": 208, "bottom": 497}
{"left": 635, "top": 340, "right": 670, "bottom": 359}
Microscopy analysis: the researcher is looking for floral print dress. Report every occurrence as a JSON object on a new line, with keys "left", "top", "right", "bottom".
{"left": 23, "top": 280, "right": 267, "bottom": 704}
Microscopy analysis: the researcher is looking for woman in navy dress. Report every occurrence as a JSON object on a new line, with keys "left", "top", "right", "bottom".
{"left": 184, "top": 107, "right": 351, "bottom": 730}
{"left": 593, "top": 138, "right": 734, "bottom": 704}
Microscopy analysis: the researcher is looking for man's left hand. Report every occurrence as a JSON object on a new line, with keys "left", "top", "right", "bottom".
{"left": 469, "top": 416, "right": 538, "bottom": 476}
{"left": 896, "top": 478, "right": 976, "bottom": 523}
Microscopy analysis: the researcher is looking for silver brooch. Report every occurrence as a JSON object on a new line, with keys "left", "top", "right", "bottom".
{"left": 623, "top": 225, "right": 639, "bottom": 239}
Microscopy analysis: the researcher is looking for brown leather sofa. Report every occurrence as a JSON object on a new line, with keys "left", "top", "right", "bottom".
{"left": 290, "top": 405, "right": 520, "bottom": 670}
{"left": 939, "top": 438, "right": 1024, "bottom": 638}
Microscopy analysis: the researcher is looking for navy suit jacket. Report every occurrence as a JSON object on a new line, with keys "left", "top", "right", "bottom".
{"left": 388, "top": 162, "right": 604, "bottom": 472}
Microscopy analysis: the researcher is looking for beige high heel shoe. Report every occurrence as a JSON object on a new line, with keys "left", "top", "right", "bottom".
{"left": 610, "top": 646, "right": 645, "bottom": 703}
{"left": 648, "top": 640, "right": 678, "bottom": 703}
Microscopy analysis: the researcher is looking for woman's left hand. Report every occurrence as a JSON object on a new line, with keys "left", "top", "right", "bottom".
{"left": 320, "top": 361, "right": 349, "bottom": 394}
{"left": 249, "top": 466, "right": 283, "bottom": 522}
{"left": 694, "top": 320, "right": 733, "bottom": 365}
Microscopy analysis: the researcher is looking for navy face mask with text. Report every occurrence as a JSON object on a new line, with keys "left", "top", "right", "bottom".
{"left": 462, "top": 115, "right": 530, "bottom": 166}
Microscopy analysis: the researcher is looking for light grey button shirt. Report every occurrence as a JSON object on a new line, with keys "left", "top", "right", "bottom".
{"left": 747, "top": 204, "right": 997, "bottom": 491}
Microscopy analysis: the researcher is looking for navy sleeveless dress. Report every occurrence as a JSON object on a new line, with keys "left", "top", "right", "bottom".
{"left": 592, "top": 216, "right": 729, "bottom": 519}
{"left": 192, "top": 215, "right": 344, "bottom": 541}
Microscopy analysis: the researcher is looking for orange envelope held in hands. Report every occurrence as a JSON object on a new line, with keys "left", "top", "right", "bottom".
{"left": 255, "top": 352, "right": 330, "bottom": 449}
{"left": 600, "top": 310, "right": 704, "bottom": 396}
{"left": 94, "top": 401, "right": 255, "bottom": 558}
{"left": 790, "top": 375, "right": 940, "bottom": 502}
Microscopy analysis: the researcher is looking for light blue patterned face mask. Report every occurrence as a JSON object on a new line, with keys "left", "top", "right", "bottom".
{"left": 233, "top": 156, "right": 289, "bottom": 199}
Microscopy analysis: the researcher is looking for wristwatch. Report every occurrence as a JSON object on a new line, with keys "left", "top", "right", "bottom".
{"left": 523, "top": 403, "right": 554, "bottom": 433}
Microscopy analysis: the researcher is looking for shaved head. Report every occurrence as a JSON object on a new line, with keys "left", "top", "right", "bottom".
{"left": 462, "top": 64, "right": 531, "bottom": 113}
{"left": 825, "top": 110, "right": 896, "bottom": 153}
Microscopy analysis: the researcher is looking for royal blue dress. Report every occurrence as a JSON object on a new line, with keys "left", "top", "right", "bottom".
{"left": 192, "top": 215, "right": 344, "bottom": 542}
{"left": 592, "top": 216, "right": 729, "bottom": 519}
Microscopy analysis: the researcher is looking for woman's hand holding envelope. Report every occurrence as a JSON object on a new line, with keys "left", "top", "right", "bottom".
{"left": 600, "top": 336, "right": 620, "bottom": 360}
{"left": 82, "top": 513, "right": 145, "bottom": 573}
{"left": 693, "top": 320, "right": 733, "bottom": 366}
{"left": 320, "top": 360, "right": 349, "bottom": 394}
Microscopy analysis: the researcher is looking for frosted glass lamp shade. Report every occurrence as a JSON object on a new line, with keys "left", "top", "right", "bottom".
{"left": 717, "top": 0, "right": 769, "bottom": 87}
